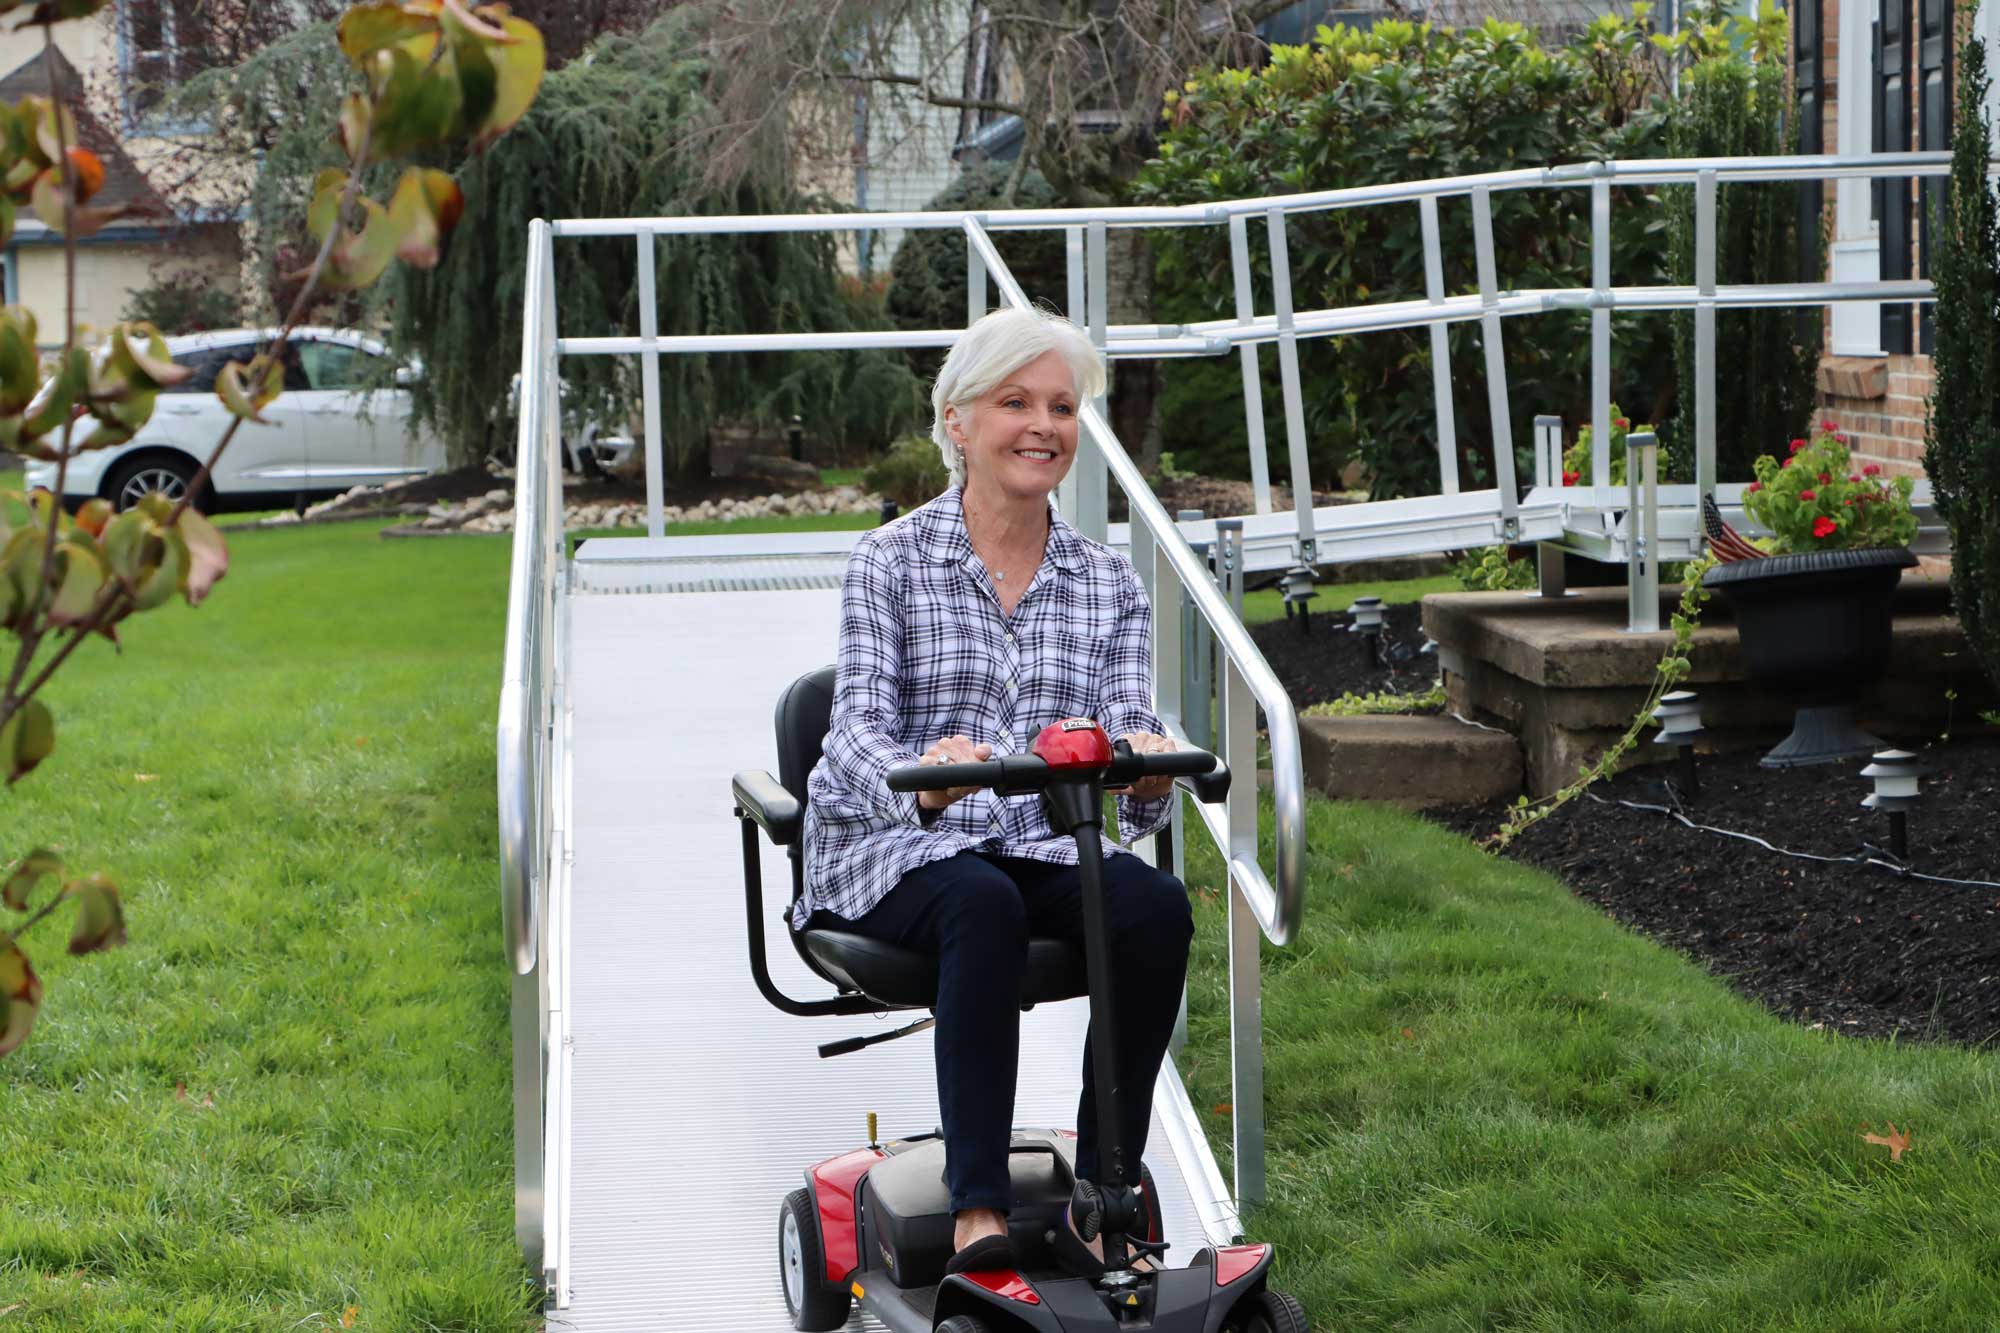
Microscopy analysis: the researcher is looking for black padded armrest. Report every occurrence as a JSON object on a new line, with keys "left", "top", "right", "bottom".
{"left": 733, "top": 769, "right": 801, "bottom": 846}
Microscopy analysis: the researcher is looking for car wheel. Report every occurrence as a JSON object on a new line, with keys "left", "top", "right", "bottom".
{"left": 107, "top": 455, "right": 206, "bottom": 513}
{"left": 779, "top": 1187, "right": 852, "bottom": 1331}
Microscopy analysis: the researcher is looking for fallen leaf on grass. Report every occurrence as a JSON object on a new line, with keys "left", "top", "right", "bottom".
{"left": 174, "top": 1082, "right": 215, "bottom": 1111}
{"left": 1860, "top": 1121, "right": 1912, "bottom": 1162}
{"left": 1212, "top": 1103, "right": 1233, "bottom": 1116}
{"left": 132, "top": 773, "right": 156, "bottom": 782}
{"left": 0, "top": 1303, "right": 23, "bottom": 1316}
{"left": 342, "top": 1307, "right": 358, "bottom": 1329}
{"left": 353, "top": 736, "right": 368, "bottom": 748}
{"left": 1400, "top": 1027, "right": 1416, "bottom": 1041}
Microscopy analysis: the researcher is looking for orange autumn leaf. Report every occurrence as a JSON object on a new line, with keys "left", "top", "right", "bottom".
{"left": 341, "top": 1307, "right": 358, "bottom": 1329}
{"left": 1212, "top": 1103, "right": 1233, "bottom": 1116}
{"left": 1860, "top": 1121, "right": 1912, "bottom": 1162}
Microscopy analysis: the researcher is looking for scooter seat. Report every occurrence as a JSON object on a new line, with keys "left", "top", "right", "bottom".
{"left": 799, "top": 929, "right": 1087, "bottom": 1009}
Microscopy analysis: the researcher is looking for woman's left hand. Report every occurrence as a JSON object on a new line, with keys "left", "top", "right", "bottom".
{"left": 1117, "top": 732, "right": 1177, "bottom": 802}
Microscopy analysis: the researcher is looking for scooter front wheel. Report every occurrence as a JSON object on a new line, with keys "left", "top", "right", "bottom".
{"left": 1229, "top": 1287, "right": 1309, "bottom": 1333}
{"left": 779, "top": 1188, "right": 853, "bottom": 1331}
{"left": 935, "top": 1317, "right": 993, "bottom": 1333}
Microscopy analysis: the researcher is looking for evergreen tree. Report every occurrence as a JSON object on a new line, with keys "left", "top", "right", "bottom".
{"left": 388, "top": 12, "right": 926, "bottom": 467}
{"left": 1925, "top": 31, "right": 2000, "bottom": 691}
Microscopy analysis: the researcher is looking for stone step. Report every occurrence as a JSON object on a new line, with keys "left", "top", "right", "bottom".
{"left": 1298, "top": 713, "right": 1523, "bottom": 809}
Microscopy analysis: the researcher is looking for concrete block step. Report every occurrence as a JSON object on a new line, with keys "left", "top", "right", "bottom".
{"left": 1299, "top": 714, "right": 1522, "bottom": 809}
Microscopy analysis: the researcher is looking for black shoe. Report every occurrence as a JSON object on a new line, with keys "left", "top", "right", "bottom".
{"left": 944, "top": 1232, "right": 1015, "bottom": 1276}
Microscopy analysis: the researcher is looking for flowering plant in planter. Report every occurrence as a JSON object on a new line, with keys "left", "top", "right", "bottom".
{"left": 1742, "top": 421, "right": 1918, "bottom": 551}
{"left": 1560, "top": 405, "right": 1653, "bottom": 486}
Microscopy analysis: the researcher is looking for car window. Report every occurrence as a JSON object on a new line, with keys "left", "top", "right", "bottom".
{"left": 166, "top": 344, "right": 250, "bottom": 393}
{"left": 298, "top": 340, "right": 377, "bottom": 391}
{"left": 165, "top": 341, "right": 308, "bottom": 393}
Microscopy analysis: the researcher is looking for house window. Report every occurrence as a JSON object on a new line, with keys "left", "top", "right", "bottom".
{"left": 118, "top": 0, "right": 211, "bottom": 132}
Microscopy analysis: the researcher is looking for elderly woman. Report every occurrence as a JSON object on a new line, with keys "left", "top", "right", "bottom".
{"left": 799, "top": 306, "right": 1192, "bottom": 1278}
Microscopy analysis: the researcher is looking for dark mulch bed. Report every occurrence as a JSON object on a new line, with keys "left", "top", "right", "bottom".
{"left": 1429, "top": 737, "right": 2000, "bottom": 1046}
{"left": 1248, "top": 601, "right": 1440, "bottom": 710}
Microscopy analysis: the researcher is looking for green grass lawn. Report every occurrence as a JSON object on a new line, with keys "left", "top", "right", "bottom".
{"left": 1181, "top": 797, "right": 2000, "bottom": 1330}
{"left": 0, "top": 520, "right": 535, "bottom": 1330}
{"left": 1240, "top": 573, "right": 1459, "bottom": 626}
{"left": 10, "top": 511, "right": 1990, "bottom": 1330}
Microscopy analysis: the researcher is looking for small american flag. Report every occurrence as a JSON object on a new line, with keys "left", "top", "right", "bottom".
{"left": 1702, "top": 493, "right": 1766, "bottom": 563}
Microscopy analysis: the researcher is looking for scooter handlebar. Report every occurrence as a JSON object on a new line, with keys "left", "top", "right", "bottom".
{"left": 886, "top": 744, "right": 1220, "bottom": 796}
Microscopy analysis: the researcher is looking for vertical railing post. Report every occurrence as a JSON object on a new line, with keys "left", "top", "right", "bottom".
{"left": 1179, "top": 509, "right": 1213, "bottom": 752}
{"left": 1419, "top": 195, "right": 1459, "bottom": 494}
{"left": 634, "top": 229, "right": 665, "bottom": 538}
{"left": 968, "top": 229, "right": 987, "bottom": 327}
{"left": 1228, "top": 214, "right": 1275, "bottom": 514}
{"left": 1471, "top": 187, "right": 1520, "bottom": 542}
{"left": 1264, "top": 208, "right": 1318, "bottom": 594}
{"left": 1625, "top": 431, "right": 1661, "bottom": 632}
{"left": 1074, "top": 220, "right": 1110, "bottom": 542}
{"left": 1591, "top": 177, "right": 1613, "bottom": 492}
{"left": 1057, "top": 225, "right": 1086, "bottom": 520}
{"left": 1211, "top": 515, "right": 1261, "bottom": 1206}
{"left": 1695, "top": 170, "right": 1718, "bottom": 503}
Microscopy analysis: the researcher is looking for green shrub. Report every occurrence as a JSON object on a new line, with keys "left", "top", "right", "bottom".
{"left": 121, "top": 272, "right": 242, "bottom": 333}
{"left": 1450, "top": 545, "right": 1537, "bottom": 591}
{"left": 864, "top": 434, "right": 950, "bottom": 509}
{"left": 1133, "top": 16, "right": 1672, "bottom": 496}
{"left": 1662, "top": 9, "right": 1818, "bottom": 483}
{"left": 885, "top": 164, "right": 1069, "bottom": 384}
{"left": 1927, "top": 28, "right": 2000, "bottom": 699}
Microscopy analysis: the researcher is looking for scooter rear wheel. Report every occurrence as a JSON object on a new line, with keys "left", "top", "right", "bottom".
{"left": 780, "top": 1188, "right": 853, "bottom": 1331}
{"left": 1230, "top": 1287, "right": 1309, "bottom": 1333}
{"left": 935, "top": 1317, "right": 992, "bottom": 1333}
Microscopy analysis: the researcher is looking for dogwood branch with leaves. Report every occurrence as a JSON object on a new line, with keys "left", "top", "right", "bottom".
{"left": 0, "top": 0, "right": 544, "bottom": 1057}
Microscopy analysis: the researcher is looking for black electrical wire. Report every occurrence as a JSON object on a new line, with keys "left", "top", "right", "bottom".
{"left": 1581, "top": 787, "right": 2000, "bottom": 893}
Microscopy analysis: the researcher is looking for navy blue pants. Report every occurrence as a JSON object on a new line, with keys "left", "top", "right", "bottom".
{"left": 830, "top": 849, "right": 1194, "bottom": 1214}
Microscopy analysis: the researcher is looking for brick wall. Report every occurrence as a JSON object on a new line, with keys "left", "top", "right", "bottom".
{"left": 1818, "top": 353, "right": 1933, "bottom": 479}
{"left": 1810, "top": 0, "right": 1936, "bottom": 485}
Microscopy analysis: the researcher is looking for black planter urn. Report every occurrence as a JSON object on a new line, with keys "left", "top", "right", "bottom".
{"left": 1702, "top": 546, "right": 1918, "bottom": 767}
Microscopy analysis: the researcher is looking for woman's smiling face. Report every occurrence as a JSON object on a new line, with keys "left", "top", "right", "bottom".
{"left": 946, "top": 350, "right": 1080, "bottom": 502}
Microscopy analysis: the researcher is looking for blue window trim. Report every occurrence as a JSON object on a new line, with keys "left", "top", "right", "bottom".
{"left": 3, "top": 247, "right": 17, "bottom": 306}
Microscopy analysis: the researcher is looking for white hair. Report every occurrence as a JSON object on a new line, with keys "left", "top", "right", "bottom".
{"left": 931, "top": 307, "right": 1106, "bottom": 487}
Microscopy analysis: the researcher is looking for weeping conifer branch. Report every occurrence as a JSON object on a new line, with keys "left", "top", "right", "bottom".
{"left": 387, "top": 12, "right": 924, "bottom": 468}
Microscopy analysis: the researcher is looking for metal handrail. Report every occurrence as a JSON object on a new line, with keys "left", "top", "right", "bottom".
{"left": 499, "top": 217, "right": 556, "bottom": 978}
{"left": 962, "top": 217, "right": 1305, "bottom": 948}
{"left": 550, "top": 151, "right": 1989, "bottom": 240}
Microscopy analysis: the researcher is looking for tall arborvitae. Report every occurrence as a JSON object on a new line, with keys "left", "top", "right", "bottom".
{"left": 1925, "top": 31, "right": 2000, "bottom": 691}
{"left": 389, "top": 11, "right": 926, "bottom": 468}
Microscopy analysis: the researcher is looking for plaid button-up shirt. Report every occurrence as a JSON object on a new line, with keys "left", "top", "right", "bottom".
{"left": 799, "top": 487, "right": 1171, "bottom": 928}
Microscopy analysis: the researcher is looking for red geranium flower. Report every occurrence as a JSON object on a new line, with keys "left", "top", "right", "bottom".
{"left": 1862, "top": 463, "right": 1882, "bottom": 476}
{"left": 1844, "top": 498, "right": 1856, "bottom": 506}
{"left": 1746, "top": 480, "right": 1763, "bottom": 492}
{"left": 1813, "top": 516, "right": 1838, "bottom": 538}
{"left": 1821, "top": 418, "right": 1837, "bottom": 431}
{"left": 1790, "top": 438, "right": 1807, "bottom": 453}
{"left": 1562, "top": 470, "right": 1580, "bottom": 486}
{"left": 1849, "top": 474, "right": 1861, "bottom": 483}
{"left": 1819, "top": 472, "right": 1832, "bottom": 483}
{"left": 1799, "top": 489, "right": 1817, "bottom": 500}
{"left": 1781, "top": 456, "right": 1794, "bottom": 468}
{"left": 1615, "top": 417, "right": 1630, "bottom": 429}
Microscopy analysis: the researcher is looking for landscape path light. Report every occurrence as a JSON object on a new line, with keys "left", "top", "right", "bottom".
{"left": 1282, "top": 564, "right": 1318, "bottom": 633}
{"left": 1859, "top": 749, "right": 1929, "bottom": 860}
{"left": 1651, "top": 689, "right": 1706, "bottom": 799}
{"left": 1346, "top": 594, "right": 1384, "bottom": 666}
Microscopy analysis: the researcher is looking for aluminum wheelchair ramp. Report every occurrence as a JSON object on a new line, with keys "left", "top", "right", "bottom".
{"left": 554, "top": 582, "right": 1233, "bottom": 1331}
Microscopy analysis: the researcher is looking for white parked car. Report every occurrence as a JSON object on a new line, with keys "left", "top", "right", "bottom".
{"left": 23, "top": 327, "right": 445, "bottom": 512}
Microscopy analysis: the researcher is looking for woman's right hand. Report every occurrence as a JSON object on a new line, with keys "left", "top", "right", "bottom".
{"left": 915, "top": 734, "right": 994, "bottom": 810}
